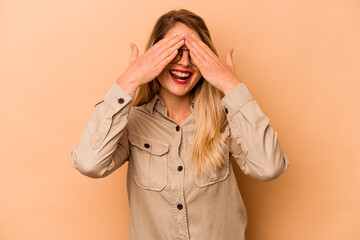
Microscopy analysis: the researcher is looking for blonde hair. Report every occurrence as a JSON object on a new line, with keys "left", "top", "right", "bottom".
{"left": 133, "top": 9, "right": 229, "bottom": 178}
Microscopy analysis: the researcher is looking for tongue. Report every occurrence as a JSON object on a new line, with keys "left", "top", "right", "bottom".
{"left": 171, "top": 72, "right": 189, "bottom": 80}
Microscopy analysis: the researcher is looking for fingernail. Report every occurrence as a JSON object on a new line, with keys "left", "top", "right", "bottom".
{"left": 231, "top": 48, "right": 234, "bottom": 53}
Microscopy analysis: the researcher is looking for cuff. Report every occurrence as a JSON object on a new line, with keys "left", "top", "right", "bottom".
{"left": 221, "top": 83, "right": 254, "bottom": 119}
{"left": 102, "top": 82, "right": 135, "bottom": 113}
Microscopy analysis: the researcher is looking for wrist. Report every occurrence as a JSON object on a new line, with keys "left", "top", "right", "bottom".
{"left": 116, "top": 72, "right": 139, "bottom": 93}
{"left": 221, "top": 76, "right": 242, "bottom": 95}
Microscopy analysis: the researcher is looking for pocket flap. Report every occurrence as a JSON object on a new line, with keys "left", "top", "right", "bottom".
{"left": 128, "top": 131, "right": 169, "bottom": 156}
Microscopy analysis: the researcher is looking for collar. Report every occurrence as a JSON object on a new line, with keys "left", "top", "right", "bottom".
{"left": 145, "top": 94, "right": 195, "bottom": 116}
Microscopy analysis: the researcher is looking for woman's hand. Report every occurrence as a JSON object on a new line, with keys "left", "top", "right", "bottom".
{"left": 185, "top": 34, "right": 242, "bottom": 95}
{"left": 116, "top": 33, "right": 185, "bottom": 93}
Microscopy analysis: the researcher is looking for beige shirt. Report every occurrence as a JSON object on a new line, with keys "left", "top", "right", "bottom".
{"left": 71, "top": 82, "right": 289, "bottom": 240}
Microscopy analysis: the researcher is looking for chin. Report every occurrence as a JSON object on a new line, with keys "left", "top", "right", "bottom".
{"left": 166, "top": 86, "right": 192, "bottom": 97}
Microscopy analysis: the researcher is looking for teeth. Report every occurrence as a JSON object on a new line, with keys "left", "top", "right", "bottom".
{"left": 170, "top": 70, "right": 190, "bottom": 78}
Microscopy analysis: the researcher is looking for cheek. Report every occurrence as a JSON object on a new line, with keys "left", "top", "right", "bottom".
{"left": 191, "top": 75, "right": 202, "bottom": 87}
{"left": 158, "top": 70, "right": 170, "bottom": 81}
{"left": 194, "top": 72, "right": 202, "bottom": 82}
{"left": 194, "top": 69, "right": 201, "bottom": 77}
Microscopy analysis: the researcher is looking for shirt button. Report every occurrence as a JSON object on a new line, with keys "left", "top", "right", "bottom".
{"left": 118, "top": 98, "right": 125, "bottom": 104}
{"left": 176, "top": 125, "right": 180, "bottom": 131}
{"left": 177, "top": 204, "right": 183, "bottom": 210}
{"left": 144, "top": 143, "right": 150, "bottom": 149}
{"left": 224, "top": 108, "right": 229, "bottom": 114}
{"left": 177, "top": 166, "right": 183, "bottom": 171}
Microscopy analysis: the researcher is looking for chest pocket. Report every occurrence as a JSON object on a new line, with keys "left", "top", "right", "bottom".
{"left": 188, "top": 128, "right": 231, "bottom": 188}
{"left": 192, "top": 147, "right": 230, "bottom": 188}
{"left": 128, "top": 132, "right": 169, "bottom": 191}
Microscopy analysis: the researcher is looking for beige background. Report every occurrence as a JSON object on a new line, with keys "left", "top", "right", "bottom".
{"left": 1, "top": 0, "right": 359, "bottom": 239}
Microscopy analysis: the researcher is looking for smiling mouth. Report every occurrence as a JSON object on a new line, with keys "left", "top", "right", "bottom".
{"left": 170, "top": 72, "right": 191, "bottom": 85}
{"left": 169, "top": 69, "right": 192, "bottom": 82}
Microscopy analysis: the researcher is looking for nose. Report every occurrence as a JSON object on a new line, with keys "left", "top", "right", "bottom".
{"left": 178, "top": 50, "right": 191, "bottom": 67}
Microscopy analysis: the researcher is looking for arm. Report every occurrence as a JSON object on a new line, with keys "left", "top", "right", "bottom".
{"left": 71, "top": 34, "right": 187, "bottom": 178}
{"left": 70, "top": 82, "right": 135, "bottom": 178}
{"left": 184, "top": 34, "right": 289, "bottom": 181}
{"left": 70, "top": 33, "right": 188, "bottom": 178}
{"left": 221, "top": 83, "right": 289, "bottom": 182}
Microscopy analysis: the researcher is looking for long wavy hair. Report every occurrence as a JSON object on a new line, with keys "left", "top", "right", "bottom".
{"left": 133, "top": 9, "right": 229, "bottom": 178}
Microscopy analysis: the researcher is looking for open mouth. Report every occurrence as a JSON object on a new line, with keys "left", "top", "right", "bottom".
{"left": 169, "top": 69, "right": 192, "bottom": 85}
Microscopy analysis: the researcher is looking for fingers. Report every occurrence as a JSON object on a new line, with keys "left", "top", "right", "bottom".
{"left": 159, "top": 49, "right": 179, "bottom": 68}
{"left": 226, "top": 48, "right": 235, "bottom": 73}
{"left": 158, "top": 38, "right": 184, "bottom": 60}
{"left": 185, "top": 35, "right": 208, "bottom": 64}
{"left": 153, "top": 33, "right": 183, "bottom": 53}
{"left": 167, "top": 33, "right": 186, "bottom": 49}
{"left": 158, "top": 35, "right": 187, "bottom": 67}
{"left": 187, "top": 34, "right": 236, "bottom": 74}
{"left": 156, "top": 34, "right": 185, "bottom": 58}
{"left": 129, "top": 43, "right": 139, "bottom": 65}
{"left": 185, "top": 34, "right": 216, "bottom": 60}
{"left": 185, "top": 36, "right": 210, "bottom": 69}
{"left": 155, "top": 33, "right": 185, "bottom": 65}
{"left": 188, "top": 47, "right": 205, "bottom": 68}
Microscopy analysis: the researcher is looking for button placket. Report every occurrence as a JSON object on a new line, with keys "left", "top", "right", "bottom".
{"left": 175, "top": 125, "right": 184, "bottom": 174}
{"left": 171, "top": 124, "right": 189, "bottom": 239}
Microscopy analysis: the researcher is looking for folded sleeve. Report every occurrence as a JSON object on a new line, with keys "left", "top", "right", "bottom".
{"left": 70, "top": 82, "right": 135, "bottom": 178}
{"left": 221, "top": 83, "right": 289, "bottom": 182}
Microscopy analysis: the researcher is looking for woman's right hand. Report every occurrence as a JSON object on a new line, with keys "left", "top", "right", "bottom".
{"left": 116, "top": 33, "right": 185, "bottom": 93}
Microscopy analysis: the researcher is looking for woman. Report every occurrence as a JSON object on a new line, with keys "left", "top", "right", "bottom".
{"left": 71, "top": 9, "right": 289, "bottom": 240}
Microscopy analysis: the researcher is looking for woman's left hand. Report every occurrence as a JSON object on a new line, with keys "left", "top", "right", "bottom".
{"left": 185, "top": 34, "right": 242, "bottom": 95}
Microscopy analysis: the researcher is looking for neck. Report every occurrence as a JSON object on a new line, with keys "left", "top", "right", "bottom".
{"left": 158, "top": 91, "right": 192, "bottom": 125}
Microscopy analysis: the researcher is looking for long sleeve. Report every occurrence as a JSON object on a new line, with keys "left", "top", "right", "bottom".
{"left": 71, "top": 82, "right": 135, "bottom": 178}
{"left": 221, "top": 83, "right": 289, "bottom": 182}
